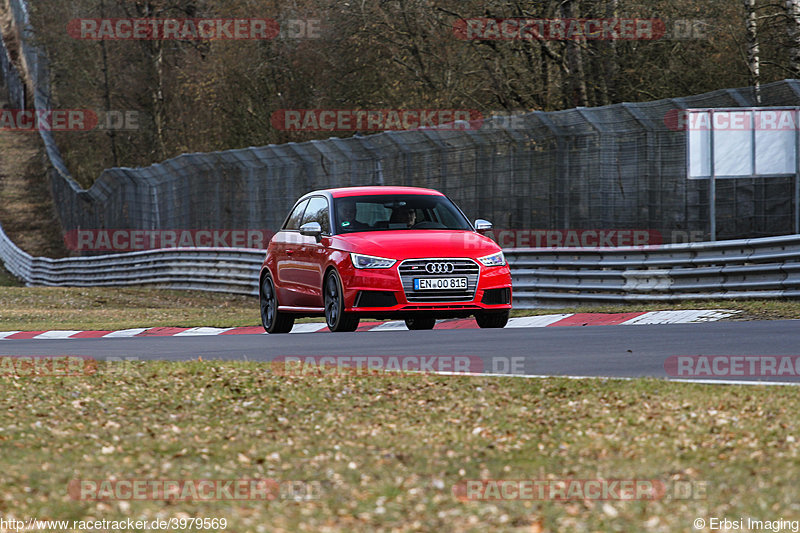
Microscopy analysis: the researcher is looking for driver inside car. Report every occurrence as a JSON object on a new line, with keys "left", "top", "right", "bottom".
{"left": 389, "top": 205, "right": 416, "bottom": 228}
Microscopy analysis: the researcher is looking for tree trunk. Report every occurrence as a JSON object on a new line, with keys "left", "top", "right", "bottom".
{"left": 152, "top": 41, "right": 166, "bottom": 161}
{"left": 598, "top": 0, "right": 619, "bottom": 106}
{"left": 787, "top": 0, "right": 800, "bottom": 80}
{"left": 562, "top": 0, "right": 589, "bottom": 107}
{"left": 745, "top": 0, "right": 760, "bottom": 104}
{"left": 134, "top": 1, "right": 167, "bottom": 161}
{"left": 99, "top": 0, "right": 118, "bottom": 166}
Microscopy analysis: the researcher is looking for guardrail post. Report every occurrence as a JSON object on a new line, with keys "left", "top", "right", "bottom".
{"left": 709, "top": 110, "right": 717, "bottom": 241}
{"left": 796, "top": 109, "right": 800, "bottom": 235}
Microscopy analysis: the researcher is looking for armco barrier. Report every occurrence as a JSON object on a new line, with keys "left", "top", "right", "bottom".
{"left": 3, "top": 222, "right": 800, "bottom": 305}
{"left": 0, "top": 223, "right": 263, "bottom": 296}
{"left": 509, "top": 234, "right": 800, "bottom": 307}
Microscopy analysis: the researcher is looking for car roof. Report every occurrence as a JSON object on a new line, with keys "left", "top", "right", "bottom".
{"left": 319, "top": 186, "right": 446, "bottom": 198}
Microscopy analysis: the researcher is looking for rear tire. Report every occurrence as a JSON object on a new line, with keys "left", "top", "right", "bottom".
{"left": 475, "top": 310, "right": 509, "bottom": 329}
{"left": 405, "top": 316, "right": 436, "bottom": 330}
{"left": 324, "top": 270, "right": 360, "bottom": 332}
{"left": 260, "top": 274, "right": 294, "bottom": 333}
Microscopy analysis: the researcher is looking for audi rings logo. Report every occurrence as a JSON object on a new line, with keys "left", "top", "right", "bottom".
{"left": 425, "top": 262, "right": 455, "bottom": 274}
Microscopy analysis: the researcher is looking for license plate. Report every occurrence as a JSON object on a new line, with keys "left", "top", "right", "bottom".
{"left": 414, "top": 277, "right": 467, "bottom": 290}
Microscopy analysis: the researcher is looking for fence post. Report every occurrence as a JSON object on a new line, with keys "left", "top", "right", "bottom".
{"left": 796, "top": 109, "right": 800, "bottom": 235}
{"left": 709, "top": 110, "right": 717, "bottom": 241}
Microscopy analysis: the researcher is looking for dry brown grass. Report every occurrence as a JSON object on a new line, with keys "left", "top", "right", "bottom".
{"left": 0, "top": 127, "right": 70, "bottom": 258}
{"left": 1, "top": 364, "right": 798, "bottom": 532}
{"left": 0, "top": 1, "right": 68, "bottom": 259}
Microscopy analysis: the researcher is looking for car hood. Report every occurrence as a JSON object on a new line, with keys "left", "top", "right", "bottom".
{"left": 330, "top": 230, "right": 501, "bottom": 259}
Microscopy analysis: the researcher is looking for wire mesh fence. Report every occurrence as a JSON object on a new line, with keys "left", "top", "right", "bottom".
{"left": 2, "top": 0, "right": 800, "bottom": 253}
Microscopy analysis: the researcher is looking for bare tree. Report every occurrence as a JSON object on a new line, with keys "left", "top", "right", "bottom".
{"left": 787, "top": 0, "right": 800, "bottom": 78}
{"left": 745, "top": 0, "right": 761, "bottom": 103}
{"left": 99, "top": 0, "right": 119, "bottom": 166}
{"left": 561, "top": 0, "right": 589, "bottom": 107}
{"left": 598, "top": 0, "right": 619, "bottom": 106}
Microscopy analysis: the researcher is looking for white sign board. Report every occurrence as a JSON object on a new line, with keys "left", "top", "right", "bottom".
{"left": 684, "top": 109, "right": 798, "bottom": 179}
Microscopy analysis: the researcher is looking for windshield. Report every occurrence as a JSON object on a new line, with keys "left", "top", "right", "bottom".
{"left": 333, "top": 194, "right": 472, "bottom": 234}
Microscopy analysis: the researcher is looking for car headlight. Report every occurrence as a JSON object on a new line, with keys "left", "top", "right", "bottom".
{"left": 350, "top": 253, "right": 397, "bottom": 269}
{"left": 478, "top": 251, "right": 506, "bottom": 267}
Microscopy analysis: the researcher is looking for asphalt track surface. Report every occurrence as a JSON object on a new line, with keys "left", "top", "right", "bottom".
{"left": 2, "top": 319, "right": 800, "bottom": 383}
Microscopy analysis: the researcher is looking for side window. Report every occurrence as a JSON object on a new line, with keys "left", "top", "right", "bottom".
{"left": 301, "top": 196, "right": 330, "bottom": 234}
{"left": 284, "top": 199, "right": 309, "bottom": 230}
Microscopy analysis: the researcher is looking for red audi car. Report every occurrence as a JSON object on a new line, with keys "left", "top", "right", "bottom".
{"left": 259, "top": 186, "right": 512, "bottom": 332}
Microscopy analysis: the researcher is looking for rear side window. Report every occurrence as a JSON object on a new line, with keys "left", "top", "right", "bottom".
{"left": 301, "top": 196, "right": 331, "bottom": 234}
{"left": 284, "top": 199, "right": 309, "bottom": 230}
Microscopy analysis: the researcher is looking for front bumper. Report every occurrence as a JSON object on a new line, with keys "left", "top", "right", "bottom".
{"left": 341, "top": 260, "right": 512, "bottom": 318}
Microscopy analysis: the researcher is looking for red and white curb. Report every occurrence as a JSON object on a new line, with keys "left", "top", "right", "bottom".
{"left": 0, "top": 309, "right": 739, "bottom": 340}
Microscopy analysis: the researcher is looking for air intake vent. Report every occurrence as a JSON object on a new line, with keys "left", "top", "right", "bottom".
{"left": 354, "top": 290, "right": 398, "bottom": 308}
{"left": 481, "top": 287, "right": 510, "bottom": 305}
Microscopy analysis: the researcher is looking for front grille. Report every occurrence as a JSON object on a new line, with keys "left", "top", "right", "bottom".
{"left": 398, "top": 258, "right": 480, "bottom": 302}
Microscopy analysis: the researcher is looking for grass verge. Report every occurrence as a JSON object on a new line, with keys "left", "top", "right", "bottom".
{"left": 1, "top": 286, "right": 799, "bottom": 331}
{"left": 0, "top": 263, "right": 22, "bottom": 287}
{"left": 0, "top": 287, "right": 259, "bottom": 331}
{"left": 0, "top": 362, "right": 797, "bottom": 532}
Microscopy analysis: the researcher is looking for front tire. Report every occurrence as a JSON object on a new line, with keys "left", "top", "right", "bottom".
{"left": 475, "top": 310, "right": 509, "bottom": 329}
{"left": 324, "top": 270, "right": 360, "bottom": 332}
{"left": 405, "top": 316, "right": 436, "bottom": 330}
{"left": 260, "top": 274, "right": 294, "bottom": 333}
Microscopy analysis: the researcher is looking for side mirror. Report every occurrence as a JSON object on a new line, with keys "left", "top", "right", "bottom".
{"left": 474, "top": 219, "right": 493, "bottom": 232}
{"left": 299, "top": 221, "right": 322, "bottom": 242}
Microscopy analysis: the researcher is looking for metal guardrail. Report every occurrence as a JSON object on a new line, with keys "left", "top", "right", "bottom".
{"left": 509, "top": 234, "right": 800, "bottom": 307}
{"left": 0, "top": 224, "right": 263, "bottom": 296}
{"left": 3, "top": 222, "right": 800, "bottom": 305}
